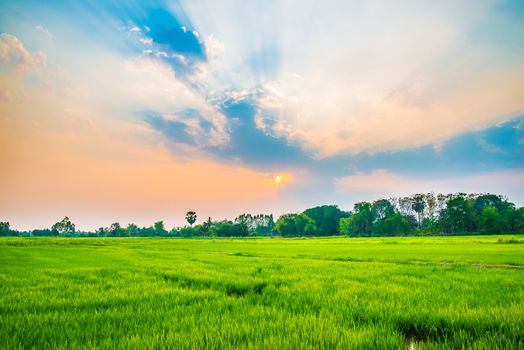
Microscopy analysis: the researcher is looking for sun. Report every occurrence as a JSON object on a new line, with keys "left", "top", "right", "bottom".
{"left": 272, "top": 173, "right": 292, "bottom": 187}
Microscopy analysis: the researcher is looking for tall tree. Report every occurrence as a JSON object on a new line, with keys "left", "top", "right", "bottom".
{"left": 373, "top": 199, "right": 395, "bottom": 220}
{"left": 411, "top": 194, "right": 426, "bottom": 225}
{"left": 108, "top": 222, "right": 124, "bottom": 237}
{"left": 203, "top": 217, "right": 213, "bottom": 236}
{"left": 372, "top": 199, "right": 396, "bottom": 234}
{"left": 425, "top": 192, "right": 437, "bottom": 221}
{"left": 51, "top": 217, "right": 75, "bottom": 236}
{"left": 185, "top": 211, "right": 197, "bottom": 227}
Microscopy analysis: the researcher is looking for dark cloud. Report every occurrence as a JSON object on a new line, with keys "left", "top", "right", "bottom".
{"left": 335, "top": 117, "right": 524, "bottom": 178}
{"left": 146, "top": 86, "right": 524, "bottom": 180}
{"left": 208, "top": 99, "right": 311, "bottom": 168}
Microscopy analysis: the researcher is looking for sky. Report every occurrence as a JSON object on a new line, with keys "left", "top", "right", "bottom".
{"left": 1, "top": 0, "right": 523, "bottom": 231}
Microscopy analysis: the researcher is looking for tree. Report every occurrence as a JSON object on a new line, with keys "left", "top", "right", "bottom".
{"left": 295, "top": 213, "right": 318, "bottom": 236}
{"left": 425, "top": 192, "right": 437, "bottom": 221}
{"left": 480, "top": 206, "right": 501, "bottom": 234}
{"left": 32, "top": 228, "right": 52, "bottom": 236}
{"left": 234, "top": 222, "right": 249, "bottom": 236}
{"left": 399, "top": 196, "right": 415, "bottom": 217}
{"left": 515, "top": 208, "right": 524, "bottom": 233}
{"left": 210, "top": 220, "right": 247, "bottom": 237}
{"left": 373, "top": 199, "right": 395, "bottom": 221}
{"left": 154, "top": 221, "right": 167, "bottom": 236}
{"left": 350, "top": 202, "right": 374, "bottom": 236}
{"left": 411, "top": 194, "right": 426, "bottom": 225}
{"left": 185, "top": 211, "right": 197, "bottom": 227}
{"left": 442, "top": 196, "right": 474, "bottom": 233}
{"left": 275, "top": 213, "right": 317, "bottom": 236}
{"left": 178, "top": 226, "right": 195, "bottom": 238}
{"left": 51, "top": 217, "right": 75, "bottom": 236}
{"left": 474, "top": 194, "right": 508, "bottom": 213}
{"left": 382, "top": 213, "right": 412, "bottom": 235}
{"left": 235, "top": 213, "right": 277, "bottom": 235}
{"left": 275, "top": 214, "right": 298, "bottom": 236}
{"left": 96, "top": 227, "right": 106, "bottom": 237}
{"left": 107, "top": 222, "right": 124, "bottom": 237}
{"left": 339, "top": 217, "right": 352, "bottom": 236}
{"left": 203, "top": 217, "right": 213, "bottom": 236}
{"left": 267, "top": 214, "right": 275, "bottom": 231}
{"left": 0, "top": 222, "right": 15, "bottom": 236}
{"left": 0, "top": 222, "right": 9, "bottom": 235}
{"left": 125, "top": 223, "right": 139, "bottom": 237}
{"left": 372, "top": 199, "right": 396, "bottom": 234}
{"left": 303, "top": 205, "right": 349, "bottom": 235}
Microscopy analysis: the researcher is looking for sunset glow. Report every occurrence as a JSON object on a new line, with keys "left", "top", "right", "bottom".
{"left": 0, "top": 0, "right": 523, "bottom": 230}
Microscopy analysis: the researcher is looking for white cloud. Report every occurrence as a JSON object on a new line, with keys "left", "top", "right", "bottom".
{"left": 139, "top": 38, "right": 153, "bottom": 45}
{"left": 1, "top": 33, "right": 229, "bottom": 152}
{"left": 204, "top": 35, "right": 224, "bottom": 60}
{"left": 0, "top": 33, "right": 47, "bottom": 70}
{"left": 35, "top": 25, "right": 52, "bottom": 39}
{"left": 178, "top": 0, "right": 524, "bottom": 156}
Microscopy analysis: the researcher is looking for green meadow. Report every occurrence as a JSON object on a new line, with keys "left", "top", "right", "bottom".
{"left": 1, "top": 236, "right": 523, "bottom": 349}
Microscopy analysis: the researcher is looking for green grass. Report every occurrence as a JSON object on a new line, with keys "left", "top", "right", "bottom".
{"left": 1, "top": 235, "right": 523, "bottom": 349}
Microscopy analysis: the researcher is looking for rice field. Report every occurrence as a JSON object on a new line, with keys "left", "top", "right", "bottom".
{"left": 1, "top": 235, "right": 523, "bottom": 349}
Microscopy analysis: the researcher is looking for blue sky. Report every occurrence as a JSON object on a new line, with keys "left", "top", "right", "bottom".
{"left": 1, "top": 0, "right": 523, "bottom": 229}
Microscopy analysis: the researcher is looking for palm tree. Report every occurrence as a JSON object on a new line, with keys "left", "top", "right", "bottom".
{"left": 185, "top": 211, "right": 197, "bottom": 227}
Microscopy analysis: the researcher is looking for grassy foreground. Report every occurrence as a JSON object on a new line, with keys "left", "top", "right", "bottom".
{"left": 1, "top": 236, "right": 523, "bottom": 349}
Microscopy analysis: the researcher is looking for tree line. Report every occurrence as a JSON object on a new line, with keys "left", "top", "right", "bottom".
{"left": 1, "top": 193, "right": 523, "bottom": 238}
{"left": 341, "top": 193, "right": 523, "bottom": 237}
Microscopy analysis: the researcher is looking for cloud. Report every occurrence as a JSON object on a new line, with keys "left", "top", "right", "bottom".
{"left": 0, "top": 34, "right": 282, "bottom": 231}
{"left": 209, "top": 97, "right": 311, "bottom": 168}
{"left": 14, "top": 2, "right": 521, "bottom": 179}
{"left": 178, "top": 0, "right": 524, "bottom": 156}
{"left": 145, "top": 108, "right": 228, "bottom": 149}
{"left": 0, "top": 33, "right": 50, "bottom": 104}
{"left": 35, "top": 25, "right": 52, "bottom": 38}
{"left": 1, "top": 1, "right": 524, "bottom": 229}
{"left": 0, "top": 33, "right": 47, "bottom": 70}
{"left": 101, "top": 2, "right": 523, "bottom": 172}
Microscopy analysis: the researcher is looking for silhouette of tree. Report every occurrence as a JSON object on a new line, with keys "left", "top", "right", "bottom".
{"left": 185, "top": 211, "right": 197, "bottom": 227}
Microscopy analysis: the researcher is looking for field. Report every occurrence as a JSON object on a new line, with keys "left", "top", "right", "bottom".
{"left": 1, "top": 236, "right": 523, "bottom": 349}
